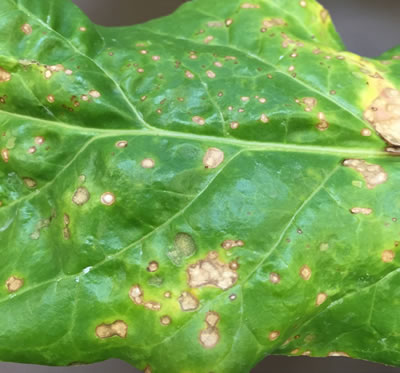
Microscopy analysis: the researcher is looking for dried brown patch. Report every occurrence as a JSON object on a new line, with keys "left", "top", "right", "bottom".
{"left": 187, "top": 252, "right": 238, "bottom": 290}
{"left": 364, "top": 88, "right": 400, "bottom": 145}
{"left": 199, "top": 311, "right": 220, "bottom": 349}
{"left": 203, "top": 148, "right": 224, "bottom": 169}
{"left": 129, "top": 284, "right": 161, "bottom": 311}
{"left": 72, "top": 187, "right": 90, "bottom": 206}
{"left": 178, "top": 291, "right": 199, "bottom": 311}
{"left": 343, "top": 159, "right": 387, "bottom": 189}
{"left": 95, "top": 320, "right": 127, "bottom": 339}
{"left": 6, "top": 276, "right": 24, "bottom": 292}
{"left": 0, "top": 67, "right": 11, "bottom": 83}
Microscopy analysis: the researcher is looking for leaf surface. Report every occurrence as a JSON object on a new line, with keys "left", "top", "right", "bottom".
{"left": 0, "top": 0, "right": 400, "bottom": 372}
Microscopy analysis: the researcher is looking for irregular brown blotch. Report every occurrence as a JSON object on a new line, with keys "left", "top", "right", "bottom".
{"left": 199, "top": 311, "right": 220, "bottom": 349}
{"left": 72, "top": 187, "right": 90, "bottom": 206}
{"left": 203, "top": 147, "right": 224, "bottom": 169}
{"left": 316, "top": 292, "right": 327, "bottom": 306}
{"left": 141, "top": 158, "right": 155, "bottom": 169}
{"left": 192, "top": 116, "right": 206, "bottom": 125}
{"left": 382, "top": 250, "right": 395, "bottom": 263}
{"left": 160, "top": 315, "right": 171, "bottom": 326}
{"left": 262, "top": 18, "right": 285, "bottom": 30}
{"left": 350, "top": 207, "right": 372, "bottom": 215}
{"left": 299, "top": 265, "right": 311, "bottom": 281}
{"left": 241, "top": 2, "right": 260, "bottom": 8}
{"left": 23, "top": 177, "right": 37, "bottom": 189}
{"left": 21, "top": 23, "right": 32, "bottom": 35}
{"left": 328, "top": 351, "right": 350, "bottom": 357}
{"left": 221, "top": 239, "right": 244, "bottom": 250}
{"left": 147, "top": 261, "right": 159, "bottom": 272}
{"left": 1, "top": 148, "right": 9, "bottom": 163}
{"left": 115, "top": 140, "right": 128, "bottom": 148}
{"left": 187, "top": 251, "right": 238, "bottom": 290}
{"left": 129, "top": 284, "right": 143, "bottom": 305}
{"left": 343, "top": 159, "right": 388, "bottom": 189}
{"left": 178, "top": 291, "right": 199, "bottom": 311}
{"left": 0, "top": 67, "right": 11, "bottom": 83}
{"left": 269, "top": 331, "right": 280, "bottom": 341}
{"left": 269, "top": 272, "right": 281, "bottom": 284}
{"left": 364, "top": 88, "right": 400, "bottom": 145}
{"left": 95, "top": 320, "right": 127, "bottom": 339}
{"left": 89, "top": 90, "right": 101, "bottom": 98}
{"left": 6, "top": 276, "right": 24, "bottom": 292}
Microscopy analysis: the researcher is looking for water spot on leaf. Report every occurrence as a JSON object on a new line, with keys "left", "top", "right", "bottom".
{"left": 72, "top": 187, "right": 90, "bottom": 206}
{"left": 187, "top": 251, "right": 238, "bottom": 290}
{"left": 6, "top": 276, "right": 23, "bottom": 292}
{"left": 95, "top": 320, "right": 127, "bottom": 339}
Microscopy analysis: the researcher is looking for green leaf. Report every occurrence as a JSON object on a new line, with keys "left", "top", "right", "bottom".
{"left": 0, "top": 0, "right": 399, "bottom": 372}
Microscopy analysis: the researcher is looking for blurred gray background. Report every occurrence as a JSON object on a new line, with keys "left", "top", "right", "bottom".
{"left": 2, "top": 0, "right": 399, "bottom": 372}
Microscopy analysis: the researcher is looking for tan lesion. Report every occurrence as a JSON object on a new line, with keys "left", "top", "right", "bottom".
{"left": 364, "top": 88, "right": 400, "bottom": 146}
{"left": 6, "top": 276, "right": 24, "bottom": 292}
{"left": 199, "top": 311, "right": 220, "bottom": 349}
{"left": 95, "top": 320, "right": 128, "bottom": 339}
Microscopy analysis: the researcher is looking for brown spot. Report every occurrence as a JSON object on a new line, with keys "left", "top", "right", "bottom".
{"left": 0, "top": 67, "right": 11, "bottom": 83}
{"left": 100, "top": 192, "right": 115, "bottom": 206}
{"left": 185, "top": 70, "right": 195, "bottom": 79}
{"left": 203, "top": 147, "right": 224, "bottom": 169}
{"left": 129, "top": 284, "right": 143, "bottom": 305}
{"left": 28, "top": 146, "right": 36, "bottom": 154}
{"left": 343, "top": 159, "right": 388, "bottom": 189}
{"left": 206, "top": 70, "right": 216, "bottom": 79}
{"left": 81, "top": 94, "right": 89, "bottom": 101}
{"left": 350, "top": 207, "right": 372, "bottom": 215}
{"left": 269, "top": 272, "right": 280, "bottom": 284}
{"left": 152, "top": 55, "right": 161, "bottom": 61}
{"left": 147, "top": 261, "right": 159, "bottom": 272}
{"left": 141, "top": 158, "right": 155, "bottom": 169}
{"left": 21, "top": 23, "right": 32, "bottom": 35}
{"left": 316, "top": 292, "right": 327, "bottom": 306}
{"left": 95, "top": 320, "right": 127, "bottom": 339}
{"left": 164, "top": 291, "right": 172, "bottom": 298}
{"left": 302, "top": 350, "right": 312, "bottom": 356}
{"left": 225, "top": 18, "right": 233, "bottom": 27}
{"left": 330, "top": 90, "right": 336, "bottom": 95}
{"left": 115, "top": 140, "right": 128, "bottom": 148}
{"left": 144, "top": 301, "right": 161, "bottom": 311}
{"left": 44, "top": 70, "right": 52, "bottom": 80}
{"left": 361, "top": 128, "right": 372, "bottom": 136}
{"left": 6, "top": 276, "right": 24, "bottom": 292}
{"left": 241, "top": 2, "right": 260, "bottom": 8}
{"left": 262, "top": 18, "right": 285, "bottom": 30}
{"left": 299, "top": 0, "right": 307, "bottom": 6}
{"left": 187, "top": 251, "right": 238, "bottom": 290}
{"left": 299, "top": 265, "right": 311, "bottom": 281}
{"left": 204, "top": 36, "right": 214, "bottom": 44}
{"left": 328, "top": 351, "right": 350, "bottom": 357}
{"left": 221, "top": 239, "right": 244, "bottom": 250}
{"left": 229, "top": 293, "right": 237, "bottom": 301}
{"left": 364, "top": 88, "right": 400, "bottom": 145}
{"left": 229, "top": 260, "right": 239, "bottom": 270}
{"left": 35, "top": 136, "right": 45, "bottom": 145}
{"left": 382, "top": 250, "right": 395, "bottom": 263}
{"left": 260, "top": 113, "right": 270, "bottom": 123}
{"left": 199, "top": 311, "right": 220, "bottom": 349}
{"left": 178, "top": 291, "right": 199, "bottom": 311}
{"left": 89, "top": 90, "right": 101, "bottom": 98}
{"left": 320, "top": 9, "right": 329, "bottom": 22}
{"left": 72, "top": 187, "right": 90, "bottom": 206}
{"left": 79, "top": 26, "right": 87, "bottom": 32}
{"left": 160, "top": 315, "right": 171, "bottom": 326}
{"left": 291, "top": 348, "right": 300, "bottom": 355}
{"left": 23, "top": 178, "right": 36, "bottom": 189}
{"left": 230, "top": 121, "right": 239, "bottom": 129}
{"left": 301, "top": 97, "right": 317, "bottom": 112}
{"left": 192, "top": 116, "right": 206, "bottom": 125}
{"left": 269, "top": 331, "right": 280, "bottom": 341}
{"left": 1, "top": 148, "right": 9, "bottom": 163}
{"left": 47, "top": 95, "right": 55, "bottom": 103}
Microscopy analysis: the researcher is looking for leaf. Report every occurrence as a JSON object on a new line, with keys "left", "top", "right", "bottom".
{"left": 0, "top": 0, "right": 399, "bottom": 372}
